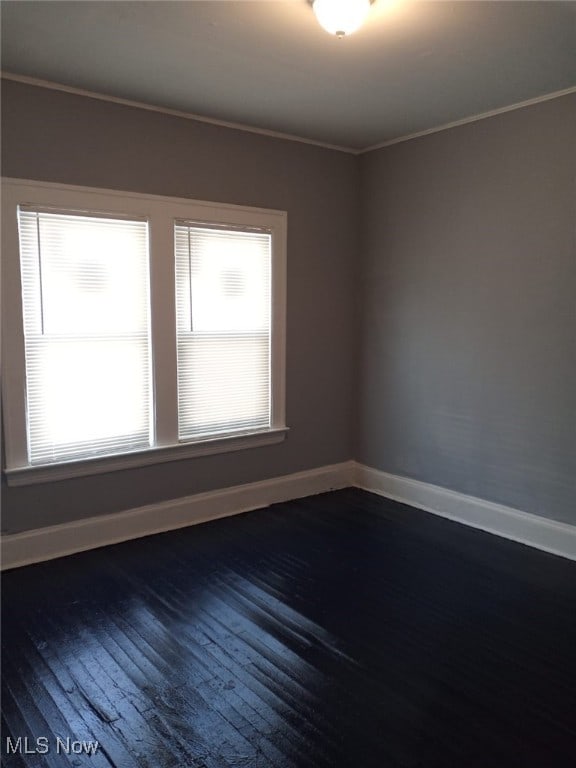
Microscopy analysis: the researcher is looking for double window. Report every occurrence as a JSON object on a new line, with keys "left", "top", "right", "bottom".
{"left": 2, "top": 180, "right": 287, "bottom": 484}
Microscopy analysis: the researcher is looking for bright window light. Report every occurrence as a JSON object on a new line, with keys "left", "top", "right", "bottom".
{"left": 18, "top": 209, "right": 152, "bottom": 464}
{"left": 175, "top": 224, "right": 272, "bottom": 439}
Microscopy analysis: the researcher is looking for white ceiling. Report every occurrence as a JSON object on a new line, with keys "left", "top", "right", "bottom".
{"left": 2, "top": 1, "right": 575, "bottom": 150}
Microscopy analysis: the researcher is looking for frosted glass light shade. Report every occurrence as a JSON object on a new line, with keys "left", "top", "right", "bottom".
{"left": 313, "top": 0, "right": 371, "bottom": 37}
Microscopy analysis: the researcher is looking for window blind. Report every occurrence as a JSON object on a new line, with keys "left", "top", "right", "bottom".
{"left": 18, "top": 209, "right": 152, "bottom": 464}
{"left": 175, "top": 223, "right": 271, "bottom": 439}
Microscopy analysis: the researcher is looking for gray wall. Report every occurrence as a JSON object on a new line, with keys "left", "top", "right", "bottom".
{"left": 357, "top": 93, "right": 576, "bottom": 524}
{"left": 1, "top": 80, "right": 359, "bottom": 534}
{"left": 3, "top": 81, "right": 575, "bottom": 535}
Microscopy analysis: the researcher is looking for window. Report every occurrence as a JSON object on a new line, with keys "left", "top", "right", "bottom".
{"left": 18, "top": 210, "right": 152, "bottom": 464}
{"left": 175, "top": 223, "right": 272, "bottom": 439}
{"left": 2, "top": 180, "right": 287, "bottom": 485}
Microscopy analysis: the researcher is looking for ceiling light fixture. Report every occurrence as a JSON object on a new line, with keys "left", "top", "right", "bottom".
{"left": 312, "top": 0, "right": 372, "bottom": 38}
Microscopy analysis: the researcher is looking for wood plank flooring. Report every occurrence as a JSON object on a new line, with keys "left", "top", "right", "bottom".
{"left": 2, "top": 488, "right": 576, "bottom": 767}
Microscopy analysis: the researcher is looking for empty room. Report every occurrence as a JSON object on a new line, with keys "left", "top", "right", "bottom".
{"left": 1, "top": 1, "right": 575, "bottom": 766}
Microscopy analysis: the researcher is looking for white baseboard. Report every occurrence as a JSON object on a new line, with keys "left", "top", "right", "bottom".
{"left": 1, "top": 461, "right": 354, "bottom": 570}
{"left": 353, "top": 462, "right": 576, "bottom": 562}
{"left": 3, "top": 459, "right": 575, "bottom": 569}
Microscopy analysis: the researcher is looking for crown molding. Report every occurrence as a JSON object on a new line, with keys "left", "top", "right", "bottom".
{"left": 0, "top": 71, "right": 357, "bottom": 155}
{"left": 359, "top": 85, "right": 576, "bottom": 154}
{"left": 2, "top": 71, "right": 575, "bottom": 156}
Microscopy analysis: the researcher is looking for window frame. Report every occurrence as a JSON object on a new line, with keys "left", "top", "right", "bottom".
{"left": 1, "top": 178, "right": 287, "bottom": 486}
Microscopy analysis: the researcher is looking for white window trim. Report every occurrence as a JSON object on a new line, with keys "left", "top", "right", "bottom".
{"left": 1, "top": 178, "right": 288, "bottom": 486}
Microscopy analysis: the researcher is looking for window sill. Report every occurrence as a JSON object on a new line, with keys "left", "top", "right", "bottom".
{"left": 4, "top": 427, "right": 289, "bottom": 487}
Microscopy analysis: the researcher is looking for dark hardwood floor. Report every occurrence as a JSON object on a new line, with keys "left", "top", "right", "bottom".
{"left": 2, "top": 488, "right": 576, "bottom": 768}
